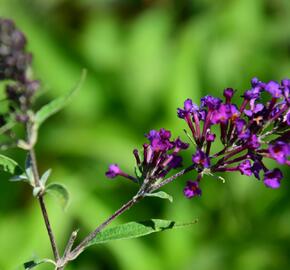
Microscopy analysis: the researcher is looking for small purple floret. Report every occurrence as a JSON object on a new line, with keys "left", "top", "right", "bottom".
{"left": 201, "top": 95, "right": 222, "bottom": 110}
{"left": 269, "top": 141, "right": 290, "bottom": 164}
{"left": 146, "top": 128, "right": 173, "bottom": 151}
{"left": 206, "top": 132, "right": 216, "bottom": 142}
{"left": 263, "top": 169, "right": 283, "bottom": 189}
{"left": 106, "top": 164, "right": 122, "bottom": 178}
{"left": 243, "top": 87, "right": 262, "bottom": 100}
{"left": 223, "top": 88, "right": 235, "bottom": 100}
{"left": 265, "top": 81, "right": 282, "bottom": 98}
{"left": 238, "top": 160, "right": 252, "bottom": 176}
{"left": 247, "top": 134, "right": 260, "bottom": 149}
{"left": 192, "top": 149, "right": 210, "bottom": 168}
{"left": 184, "top": 180, "right": 202, "bottom": 198}
{"left": 177, "top": 99, "right": 199, "bottom": 118}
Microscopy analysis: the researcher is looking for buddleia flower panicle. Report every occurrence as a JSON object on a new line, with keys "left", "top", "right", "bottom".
{"left": 178, "top": 78, "right": 290, "bottom": 197}
{"left": 0, "top": 18, "right": 39, "bottom": 125}
{"left": 106, "top": 128, "right": 189, "bottom": 192}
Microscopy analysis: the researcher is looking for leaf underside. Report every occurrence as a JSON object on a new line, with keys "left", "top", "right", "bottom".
{"left": 0, "top": 154, "right": 21, "bottom": 175}
{"left": 45, "top": 182, "right": 70, "bottom": 210}
{"left": 145, "top": 191, "right": 173, "bottom": 202}
{"left": 87, "top": 219, "right": 198, "bottom": 247}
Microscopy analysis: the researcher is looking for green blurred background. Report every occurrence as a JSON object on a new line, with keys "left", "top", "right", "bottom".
{"left": 0, "top": 0, "right": 290, "bottom": 269}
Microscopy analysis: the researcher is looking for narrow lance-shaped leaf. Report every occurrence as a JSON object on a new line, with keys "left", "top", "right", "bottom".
{"left": 87, "top": 219, "right": 198, "bottom": 247}
{"left": 35, "top": 69, "right": 87, "bottom": 128}
{"left": 45, "top": 182, "right": 70, "bottom": 210}
{"left": 0, "top": 154, "right": 22, "bottom": 175}
{"left": 145, "top": 191, "right": 173, "bottom": 203}
{"left": 23, "top": 259, "right": 55, "bottom": 269}
{"left": 40, "top": 169, "right": 51, "bottom": 186}
{"left": 10, "top": 174, "right": 28, "bottom": 182}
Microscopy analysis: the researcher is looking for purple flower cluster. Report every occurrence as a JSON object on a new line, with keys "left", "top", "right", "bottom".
{"left": 106, "top": 129, "right": 189, "bottom": 189}
{"left": 106, "top": 78, "right": 289, "bottom": 200}
{"left": 179, "top": 78, "right": 290, "bottom": 197}
{"left": 0, "top": 18, "right": 39, "bottom": 124}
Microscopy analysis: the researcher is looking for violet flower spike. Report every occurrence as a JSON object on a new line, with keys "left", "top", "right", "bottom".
{"left": 177, "top": 77, "right": 290, "bottom": 198}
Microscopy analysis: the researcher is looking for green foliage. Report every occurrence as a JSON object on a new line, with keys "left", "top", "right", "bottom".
{"left": 40, "top": 169, "right": 52, "bottom": 186}
{"left": 0, "top": 154, "right": 21, "bottom": 175}
{"left": 23, "top": 259, "right": 55, "bottom": 269}
{"left": 45, "top": 183, "right": 70, "bottom": 210}
{"left": 35, "top": 69, "right": 87, "bottom": 128}
{"left": 88, "top": 219, "right": 197, "bottom": 247}
{"left": 145, "top": 191, "right": 173, "bottom": 203}
{"left": 0, "top": 0, "right": 289, "bottom": 270}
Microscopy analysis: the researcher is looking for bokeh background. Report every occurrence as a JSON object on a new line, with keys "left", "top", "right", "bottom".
{"left": 0, "top": 0, "right": 290, "bottom": 269}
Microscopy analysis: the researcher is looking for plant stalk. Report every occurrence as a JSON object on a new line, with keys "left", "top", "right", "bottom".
{"left": 68, "top": 164, "right": 196, "bottom": 261}
{"left": 27, "top": 124, "right": 60, "bottom": 262}
{"left": 70, "top": 195, "right": 141, "bottom": 260}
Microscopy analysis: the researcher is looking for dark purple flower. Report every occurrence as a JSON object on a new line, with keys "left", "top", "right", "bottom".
{"left": 146, "top": 130, "right": 159, "bottom": 141}
{"left": 168, "top": 155, "right": 183, "bottom": 168}
{"left": 244, "top": 103, "right": 264, "bottom": 117}
{"left": 0, "top": 19, "right": 31, "bottom": 82}
{"left": 269, "top": 141, "right": 290, "bottom": 164}
{"left": 263, "top": 169, "right": 283, "bottom": 189}
{"left": 198, "top": 109, "right": 207, "bottom": 121}
{"left": 247, "top": 134, "right": 260, "bottom": 149}
{"left": 106, "top": 164, "right": 122, "bottom": 178}
{"left": 282, "top": 79, "right": 290, "bottom": 87}
{"left": 174, "top": 137, "right": 189, "bottom": 152}
{"left": 238, "top": 160, "right": 252, "bottom": 176}
{"left": 252, "top": 161, "right": 263, "bottom": 180}
{"left": 206, "top": 132, "right": 216, "bottom": 142}
{"left": 177, "top": 99, "right": 199, "bottom": 118}
{"left": 282, "top": 79, "right": 290, "bottom": 99}
{"left": 223, "top": 88, "right": 235, "bottom": 101}
{"left": 243, "top": 87, "right": 262, "bottom": 100}
{"left": 201, "top": 95, "right": 222, "bottom": 110}
{"left": 159, "top": 128, "right": 171, "bottom": 139}
{"left": 235, "top": 119, "right": 250, "bottom": 139}
{"left": 184, "top": 180, "right": 202, "bottom": 198}
{"left": 265, "top": 81, "right": 282, "bottom": 98}
{"left": 211, "top": 104, "right": 240, "bottom": 124}
{"left": 192, "top": 149, "right": 210, "bottom": 168}
{"left": 146, "top": 128, "right": 173, "bottom": 152}
{"left": 251, "top": 77, "right": 259, "bottom": 87}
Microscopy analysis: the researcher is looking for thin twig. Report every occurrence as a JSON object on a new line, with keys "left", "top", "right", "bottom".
{"left": 68, "top": 164, "right": 196, "bottom": 262}
{"left": 69, "top": 195, "right": 141, "bottom": 260}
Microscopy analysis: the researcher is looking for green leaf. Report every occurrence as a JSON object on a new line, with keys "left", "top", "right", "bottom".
{"left": 9, "top": 174, "right": 28, "bottom": 182}
{"left": 145, "top": 191, "right": 173, "bottom": 203}
{"left": 88, "top": 219, "right": 197, "bottom": 247}
{"left": 40, "top": 169, "right": 51, "bottom": 186}
{"left": 35, "top": 69, "right": 87, "bottom": 128}
{"left": 24, "top": 261, "right": 38, "bottom": 269}
{"left": 23, "top": 259, "right": 55, "bottom": 269}
{"left": 0, "top": 121, "right": 15, "bottom": 135}
{"left": 0, "top": 154, "right": 21, "bottom": 175}
{"left": 45, "top": 182, "right": 70, "bottom": 210}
